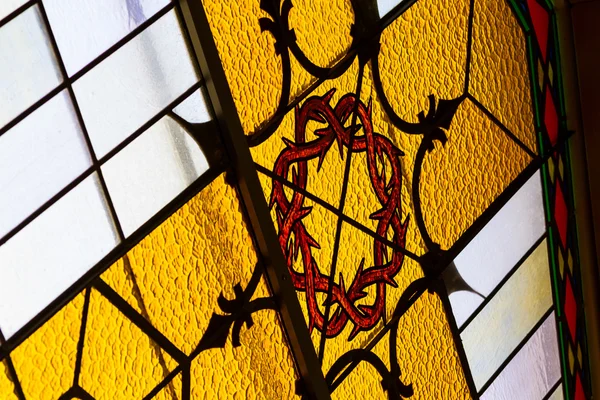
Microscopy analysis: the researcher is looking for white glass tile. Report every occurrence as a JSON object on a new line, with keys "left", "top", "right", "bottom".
{"left": 481, "top": 314, "right": 561, "bottom": 400}
{"left": 462, "top": 239, "right": 553, "bottom": 389}
{"left": 377, "top": 0, "right": 404, "bottom": 18}
{"left": 173, "top": 89, "right": 212, "bottom": 123}
{"left": 102, "top": 115, "right": 208, "bottom": 237}
{"left": 43, "top": 0, "right": 170, "bottom": 75}
{"left": 0, "top": 175, "right": 119, "bottom": 338}
{"left": 0, "top": 0, "right": 27, "bottom": 21}
{"left": 548, "top": 384, "right": 564, "bottom": 400}
{"left": 0, "top": 5, "right": 62, "bottom": 129}
{"left": 449, "top": 171, "right": 546, "bottom": 327}
{"left": 0, "top": 91, "right": 92, "bottom": 238}
{"left": 73, "top": 10, "right": 199, "bottom": 158}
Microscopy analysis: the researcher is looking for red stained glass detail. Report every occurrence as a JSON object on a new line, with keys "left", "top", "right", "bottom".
{"left": 555, "top": 181, "right": 568, "bottom": 248}
{"left": 527, "top": 0, "right": 550, "bottom": 60}
{"left": 565, "top": 276, "right": 577, "bottom": 342}
{"left": 575, "top": 373, "right": 586, "bottom": 400}
{"left": 545, "top": 86, "right": 559, "bottom": 145}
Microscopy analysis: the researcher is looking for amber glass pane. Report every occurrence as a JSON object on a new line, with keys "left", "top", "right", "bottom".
{"left": 101, "top": 173, "right": 299, "bottom": 398}
{"left": 202, "top": 0, "right": 355, "bottom": 135}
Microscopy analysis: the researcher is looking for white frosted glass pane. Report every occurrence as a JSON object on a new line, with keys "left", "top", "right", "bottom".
{"left": 481, "top": 314, "right": 561, "bottom": 400}
{"left": 0, "top": 91, "right": 92, "bottom": 237}
{"left": 102, "top": 116, "right": 208, "bottom": 237}
{"left": 173, "top": 89, "right": 212, "bottom": 123}
{"left": 462, "top": 239, "right": 552, "bottom": 389}
{"left": 450, "top": 171, "right": 545, "bottom": 327}
{"left": 377, "top": 0, "right": 404, "bottom": 17}
{"left": 548, "top": 384, "right": 564, "bottom": 400}
{"left": 73, "top": 10, "right": 199, "bottom": 157}
{"left": 44, "top": 0, "right": 170, "bottom": 75}
{"left": 0, "top": 5, "right": 62, "bottom": 129}
{"left": 0, "top": 175, "right": 119, "bottom": 338}
{"left": 0, "top": 0, "right": 27, "bottom": 21}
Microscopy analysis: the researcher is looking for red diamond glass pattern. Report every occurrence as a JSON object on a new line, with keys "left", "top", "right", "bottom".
{"left": 554, "top": 180, "right": 568, "bottom": 249}
{"left": 565, "top": 276, "right": 577, "bottom": 342}
{"left": 527, "top": 0, "right": 550, "bottom": 60}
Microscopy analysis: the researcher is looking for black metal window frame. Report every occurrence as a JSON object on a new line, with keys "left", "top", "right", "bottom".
{"left": 0, "top": 0, "right": 586, "bottom": 399}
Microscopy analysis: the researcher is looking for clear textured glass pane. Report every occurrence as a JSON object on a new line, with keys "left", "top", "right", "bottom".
{"left": 0, "top": 0, "right": 27, "bottom": 21}
{"left": 481, "top": 313, "right": 561, "bottom": 400}
{"left": 0, "top": 174, "right": 119, "bottom": 339}
{"left": 102, "top": 115, "right": 208, "bottom": 237}
{"left": 548, "top": 384, "right": 564, "bottom": 400}
{"left": 173, "top": 88, "right": 212, "bottom": 123}
{"left": 43, "top": 0, "right": 170, "bottom": 75}
{"left": 449, "top": 171, "right": 545, "bottom": 326}
{"left": 0, "top": 91, "right": 92, "bottom": 238}
{"left": 461, "top": 238, "right": 553, "bottom": 389}
{"left": 73, "top": 10, "right": 199, "bottom": 158}
{"left": 0, "top": 5, "right": 62, "bottom": 129}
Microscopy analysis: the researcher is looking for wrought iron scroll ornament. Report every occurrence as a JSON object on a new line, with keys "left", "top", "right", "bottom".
{"left": 253, "top": 0, "right": 466, "bottom": 398}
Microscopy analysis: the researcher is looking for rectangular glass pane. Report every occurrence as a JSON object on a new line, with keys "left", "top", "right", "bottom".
{"left": 73, "top": 10, "right": 199, "bottom": 157}
{"left": 0, "top": 0, "right": 27, "bottom": 21}
{"left": 481, "top": 313, "right": 561, "bottom": 400}
{"left": 0, "top": 91, "right": 91, "bottom": 238}
{"left": 102, "top": 115, "right": 209, "bottom": 237}
{"left": 0, "top": 174, "right": 119, "bottom": 339}
{"left": 43, "top": 0, "right": 171, "bottom": 75}
{"left": 0, "top": 5, "right": 62, "bottom": 129}
{"left": 462, "top": 238, "right": 553, "bottom": 389}
{"left": 449, "top": 171, "right": 546, "bottom": 326}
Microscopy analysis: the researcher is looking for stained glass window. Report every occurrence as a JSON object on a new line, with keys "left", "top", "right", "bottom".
{"left": 0, "top": 0, "right": 593, "bottom": 399}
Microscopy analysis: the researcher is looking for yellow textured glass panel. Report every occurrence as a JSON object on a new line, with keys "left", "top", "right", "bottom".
{"left": 101, "top": 173, "right": 300, "bottom": 397}
{"left": 11, "top": 293, "right": 84, "bottom": 399}
{"left": 0, "top": 361, "right": 18, "bottom": 400}
{"left": 202, "top": 0, "right": 353, "bottom": 135}
{"left": 419, "top": 99, "right": 531, "bottom": 249}
{"left": 288, "top": 0, "right": 354, "bottom": 68}
{"left": 250, "top": 60, "right": 362, "bottom": 208}
{"left": 470, "top": 0, "right": 537, "bottom": 152}
{"left": 321, "top": 222, "right": 424, "bottom": 374}
{"left": 191, "top": 281, "right": 299, "bottom": 399}
{"left": 102, "top": 174, "right": 258, "bottom": 355}
{"left": 377, "top": 0, "right": 469, "bottom": 123}
{"left": 154, "top": 373, "right": 182, "bottom": 400}
{"left": 332, "top": 292, "right": 470, "bottom": 399}
{"left": 80, "top": 289, "right": 177, "bottom": 399}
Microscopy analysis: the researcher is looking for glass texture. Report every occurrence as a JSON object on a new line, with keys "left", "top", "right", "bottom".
{"left": 481, "top": 313, "right": 561, "bottom": 400}
{"left": 73, "top": 10, "right": 199, "bottom": 157}
{"left": 101, "top": 174, "right": 300, "bottom": 397}
{"left": 0, "top": 175, "right": 119, "bottom": 338}
{"left": 102, "top": 115, "right": 209, "bottom": 237}
{"left": 202, "top": 0, "right": 354, "bottom": 134}
{"left": 43, "top": 0, "right": 170, "bottom": 75}
{"left": 0, "top": 5, "right": 62, "bottom": 129}
{"left": 0, "top": 0, "right": 27, "bottom": 21}
{"left": 80, "top": 289, "right": 178, "bottom": 398}
{"left": 0, "top": 360, "right": 18, "bottom": 400}
{"left": 11, "top": 293, "right": 85, "bottom": 399}
{"left": 549, "top": 384, "right": 564, "bottom": 400}
{"left": 173, "top": 89, "right": 212, "bottom": 123}
{"left": 470, "top": 0, "right": 537, "bottom": 152}
{"left": 0, "top": 91, "right": 91, "bottom": 238}
{"left": 449, "top": 171, "right": 546, "bottom": 327}
{"left": 461, "top": 238, "right": 553, "bottom": 389}
{"left": 377, "top": 0, "right": 403, "bottom": 18}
